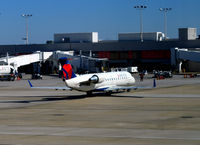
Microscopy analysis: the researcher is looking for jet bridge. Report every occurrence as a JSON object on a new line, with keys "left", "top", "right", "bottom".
{"left": 178, "top": 49, "right": 200, "bottom": 63}
{"left": 0, "top": 50, "right": 109, "bottom": 75}
{"left": 0, "top": 51, "right": 53, "bottom": 71}
{"left": 171, "top": 48, "right": 200, "bottom": 72}
{"left": 52, "top": 51, "right": 108, "bottom": 74}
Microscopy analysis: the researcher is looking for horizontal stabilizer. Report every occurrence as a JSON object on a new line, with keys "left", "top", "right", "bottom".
{"left": 28, "top": 80, "right": 71, "bottom": 90}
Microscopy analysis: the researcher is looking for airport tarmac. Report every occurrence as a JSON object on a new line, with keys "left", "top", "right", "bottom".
{"left": 0, "top": 74, "right": 200, "bottom": 145}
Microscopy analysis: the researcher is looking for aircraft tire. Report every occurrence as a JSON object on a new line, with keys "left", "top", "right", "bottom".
{"left": 106, "top": 91, "right": 112, "bottom": 96}
{"left": 86, "top": 91, "right": 93, "bottom": 96}
{"left": 10, "top": 76, "right": 15, "bottom": 81}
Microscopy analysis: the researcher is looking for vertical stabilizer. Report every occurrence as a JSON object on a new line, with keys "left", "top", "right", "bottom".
{"left": 59, "top": 57, "right": 76, "bottom": 80}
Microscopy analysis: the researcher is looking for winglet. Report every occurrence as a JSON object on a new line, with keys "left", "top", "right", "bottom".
{"left": 153, "top": 79, "right": 156, "bottom": 88}
{"left": 28, "top": 80, "right": 33, "bottom": 88}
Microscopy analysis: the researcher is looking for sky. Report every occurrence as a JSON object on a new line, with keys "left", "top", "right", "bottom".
{"left": 0, "top": 0, "right": 199, "bottom": 44}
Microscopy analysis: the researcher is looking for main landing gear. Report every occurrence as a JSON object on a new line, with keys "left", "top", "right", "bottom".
{"left": 86, "top": 91, "right": 112, "bottom": 96}
{"left": 86, "top": 91, "right": 93, "bottom": 96}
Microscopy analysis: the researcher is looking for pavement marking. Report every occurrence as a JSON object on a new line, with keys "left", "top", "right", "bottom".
{"left": 0, "top": 126, "right": 200, "bottom": 140}
{"left": 116, "top": 94, "right": 200, "bottom": 98}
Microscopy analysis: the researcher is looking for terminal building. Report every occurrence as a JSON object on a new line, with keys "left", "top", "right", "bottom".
{"left": 0, "top": 28, "right": 200, "bottom": 73}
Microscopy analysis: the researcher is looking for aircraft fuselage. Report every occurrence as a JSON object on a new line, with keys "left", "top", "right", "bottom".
{"left": 65, "top": 71, "right": 135, "bottom": 92}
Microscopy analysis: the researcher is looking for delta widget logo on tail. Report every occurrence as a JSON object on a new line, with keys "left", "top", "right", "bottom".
{"left": 60, "top": 57, "right": 76, "bottom": 80}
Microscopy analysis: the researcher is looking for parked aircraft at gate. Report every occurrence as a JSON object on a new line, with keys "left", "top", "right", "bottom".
{"left": 28, "top": 57, "right": 156, "bottom": 95}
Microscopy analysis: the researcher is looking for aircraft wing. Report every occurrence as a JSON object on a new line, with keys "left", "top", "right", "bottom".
{"left": 104, "top": 86, "right": 153, "bottom": 91}
{"left": 28, "top": 80, "right": 71, "bottom": 90}
{"left": 101, "top": 79, "right": 156, "bottom": 91}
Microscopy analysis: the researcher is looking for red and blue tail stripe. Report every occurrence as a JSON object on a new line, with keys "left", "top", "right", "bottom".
{"left": 59, "top": 57, "right": 76, "bottom": 80}
{"left": 62, "top": 63, "right": 76, "bottom": 80}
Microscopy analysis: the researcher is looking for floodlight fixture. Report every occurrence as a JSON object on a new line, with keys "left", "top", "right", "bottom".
{"left": 134, "top": 5, "right": 147, "bottom": 42}
{"left": 21, "top": 14, "right": 32, "bottom": 44}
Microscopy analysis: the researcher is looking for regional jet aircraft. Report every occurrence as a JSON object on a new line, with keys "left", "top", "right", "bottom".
{"left": 28, "top": 57, "right": 156, "bottom": 95}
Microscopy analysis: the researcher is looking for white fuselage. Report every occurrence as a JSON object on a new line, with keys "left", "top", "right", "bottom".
{"left": 64, "top": 71, "right": 135, "bottom": 92}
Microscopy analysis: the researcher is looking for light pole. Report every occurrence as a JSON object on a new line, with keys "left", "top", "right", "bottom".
{"left": 134, "top": 5, "right": 147, "bottom": 42}
{"left": 21, "top": 14, "right": 32, "bottom": 44}
{"left": 159, "top": 8, "right": 172, "bottom": 39}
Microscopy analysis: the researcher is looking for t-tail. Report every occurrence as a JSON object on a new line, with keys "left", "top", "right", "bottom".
{"left": 59, "top": 57, "right": 76, "bottom": 80}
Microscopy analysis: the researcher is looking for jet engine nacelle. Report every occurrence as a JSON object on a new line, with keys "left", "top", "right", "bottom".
{"left": 89, "top": 75, "right": 103, "bottom": 84}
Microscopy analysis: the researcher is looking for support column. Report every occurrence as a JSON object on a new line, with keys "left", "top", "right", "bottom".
{"left": 178, "top": 61, "right": 182, "bottom": 73}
